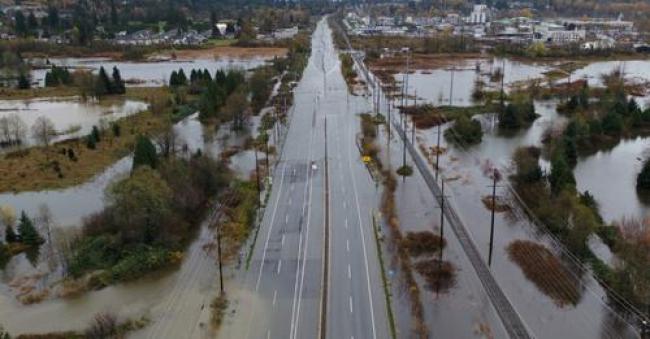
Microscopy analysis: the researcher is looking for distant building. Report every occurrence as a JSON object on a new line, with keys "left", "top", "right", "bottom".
{"left": 273, "top": 26, "right": 299, "bottom": 40}
{"left": 534, "top": 22, "right": 585, "bottom": 44}
{"left": 468, "top": 4, "right": 490, "bottom": 25}
{"left": 582, "top": 36, "right": 616, "bottom": 50}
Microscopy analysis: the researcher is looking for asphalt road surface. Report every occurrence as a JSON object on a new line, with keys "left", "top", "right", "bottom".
{"left": 220, "top": 18, "right": 390, "bottom": 339}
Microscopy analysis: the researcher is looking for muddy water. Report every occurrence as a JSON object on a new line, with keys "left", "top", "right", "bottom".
{"left": 394, "top": 58, "right": 549, "bottom": 107}
{"left": 0, "top": 109, "right": 276, "bottom": 336}
{"left": 31, "top": 57, "right": 270, "bottom": 87}
{"left": 402, "top": 100, "right": 638, "bottom": 337}
{"left": 0, "top": 98, "right": 147, "bottom": 146}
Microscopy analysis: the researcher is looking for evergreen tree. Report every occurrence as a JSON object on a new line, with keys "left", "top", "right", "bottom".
{"left": 17, "top": 211, "right": 43, "bottom": 246}
{"left": 17, "top": 73, "right": 31, "bottom": 89}
{"left": 27, "top": 11, "right": 38, "bottom": 31}
{"left": 5, "top": 225, "right": 18, "bottom": 243}
{"left": 91, "top": 125, "right": 101, "bottom": 143}
{"left": 110, "top": 0, "right": 118, "bottom": 27}
{"left": 0, "top": 240, "right": 9, "bottom": 265}
{"left": 47, "top": 6, "right": 59, "bottom": 30}
{"left": 637, "top": 158, "right": 650, "bottom": 190}
{"left": 86, "top": 134, "right": 96, "bottom": 149}
{"left": 95, "top": 66, "right": 111, "bottom": 97}
{"left": 112, "top": 66, "right": 126, "bottom": 94}
{"left": 133, "top": 135, "right": 158, "bottom": 170}
{"left": 177, "top": 69, "right": 188, "bottom": 86}
{"left": 112, "top": 122, "right": 121, "bottom": 137}
{"left": 549, "top": 154, "right": 575, "bottom": 195}
{"left": 169, "top": 70, "right": 178, "bottom": 87}
{"left": 15, "top": 11, "right": 27, "bottom": 37}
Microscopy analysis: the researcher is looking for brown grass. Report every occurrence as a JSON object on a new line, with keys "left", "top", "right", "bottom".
{"left": 481, "top": 196, "right": 511, "bottom": 213}
{"left": 0, "top": 109, "right": 167, "bottom": 192}
{"left": 401, "top": 105, "right": 448, "bottom": 129}
{"left": 507, "top": 240, "right": 581, "bottom": 306}
{"left": 413, "top": 258, "right": 456, "bottom": 293}
{"left": 150, "top": 46, "right": 287, "bottom": 60}
{"left": 0, "top": 86, "right": 80, "bottom": 100}
{"left": 369, "top": 53, "right": 481, "bottom": 71}
{"left": 402, "top": 231, "right": 446, "bottom": 257}
{"left": 210, "top": 294, "right": 229, "bottom": 329}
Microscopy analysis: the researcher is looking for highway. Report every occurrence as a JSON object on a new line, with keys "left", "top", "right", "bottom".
{"left": 220, "top": 18, "right": 390, "bottom": 339}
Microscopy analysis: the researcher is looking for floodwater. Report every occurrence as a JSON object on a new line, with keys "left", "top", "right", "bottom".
{"left": 575, "top": 137, "right": 650, "bottom": 224}
{"left": 391, "top": 99, "right": 639, "bottom": 338}
{"left": 30, "top": 57, "right": 270, "bottom": 87}
{"left": 396, "top": 56, "right": 650, "bottom": 227}
{"left": 0, "top": 111, "right": 271, "bottom": 336}
{"left": 568, "top": 59, "right": 650, "bottom": 88}
{"left": 394, "top": 57, "right": 549, "bottom": 107}
{"left": 0, "top": 98, "right": 147, "bottom": 146}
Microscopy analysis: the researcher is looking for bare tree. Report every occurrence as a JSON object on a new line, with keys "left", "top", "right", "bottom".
{"left": 9, "top": 114, "right": 28, "bottom": 146}
{"left": 155, "top": 122, "right": 179, "bottom": 158}
{"left": 52, "top": 227, "right": 79, "bottom": 277}
{"left": 36, "top": 204, "right": 54, "bottom": 244}
{"left": 31, "top": 115, "right": 57, "bottom": 148}
{"left": 0, "top": 114, "right": 28, "bottom": 146}
{"left": 0, "top": 116, "right": 10, "bottom": 145}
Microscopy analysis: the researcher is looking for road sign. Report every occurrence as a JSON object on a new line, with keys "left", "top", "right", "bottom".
{"left": 362, "top": 155, "right": 372, "bottom": 163}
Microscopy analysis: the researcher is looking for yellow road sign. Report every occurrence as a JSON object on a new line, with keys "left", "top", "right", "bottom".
{"left": 362, "top": 155, "right": 372, "bottom": 163}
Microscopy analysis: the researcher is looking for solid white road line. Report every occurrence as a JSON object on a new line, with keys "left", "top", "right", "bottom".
{"left": 290, "top": 107, "right": 318, "bottom": 339}
{"left": 346, "top": 115, "right": 378, "bottom": 339}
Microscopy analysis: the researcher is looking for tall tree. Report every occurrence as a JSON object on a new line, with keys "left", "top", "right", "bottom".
{"left": 27, "top": 11, "right": 38, "bottom": 31}
{"left": 17, "top": 211, "right": 44, "bottom": 246}
{"left": 95, "top": 66, "right": 111, "bottom": 97}
{"left": 112, "top": 67, "right": 126, "bottom": 94}
{"left": 133, "top": 135, "right": 158, "bottom": 170}
{"left": 47, "top": 6, "right": 59, "bottom": 30}
{"left": 14, "top": 10, "right": 27, "bottom": 37}
{"left": 31, "top": 116, "right": 57, "bottom": 147}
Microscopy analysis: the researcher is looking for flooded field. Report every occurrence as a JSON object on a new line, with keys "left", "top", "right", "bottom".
{"left": 0, "top": 98, "right": 147, "bottom": 146}
{"left": 30, "top": 57, "right": 271, "bottom": 87}
{"left": 0, "top": 110, "right": 273, "bottom": 336}
{"left": 393, "top": 56, "right": 650, "bottom": 226}
{"left": 394, "top": 58, "right": 550, "bottom": 106}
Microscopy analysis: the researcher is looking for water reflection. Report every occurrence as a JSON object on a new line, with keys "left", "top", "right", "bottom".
{"left": 30, "top": 57, "right": 270, "bottom": 87}
{"left": 394, "top": 58, "right": 549, "bottom": 107}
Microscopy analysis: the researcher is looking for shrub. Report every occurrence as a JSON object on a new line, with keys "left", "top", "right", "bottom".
{"left": 402, "top": 231, "right": 446, "bottom": 257}
{"left": 444, "top": 115, "right": 483, "bottom": 145}
{"left": 507, "top": 240, "right": 581, "bottom": 306}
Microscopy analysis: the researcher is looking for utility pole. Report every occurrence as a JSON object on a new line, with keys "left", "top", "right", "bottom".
{"left": 402, "top": 112, "right": 407, "bottom": 171}
{"left": 436, "top": 178, "right": 447, "bottom": 296}
{"left": 216, "top": 209, "right": 224, "bottom": 294}
{"left": 265, "top": 137, "right": 270, "bottom": 176}
{"left": 254, "top": 147, "right": 261, "bottom": 207}
{"left": 499, "top": 58, "right": 506, "bottom": 108}
{"left": 449, "top": 66, "right": 455, "bottom": 106}
{"left": 488, "top": 169, "right": 498, "bottom": 267}
{"left": 435, "top": 123, "right": 442, "bottom": 178}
